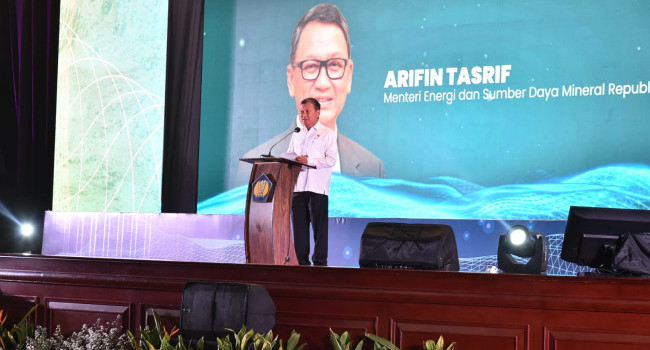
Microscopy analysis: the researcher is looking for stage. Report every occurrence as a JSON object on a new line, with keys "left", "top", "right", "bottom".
{"left": 1, "top": 254, "right": 650, "bottom": 350}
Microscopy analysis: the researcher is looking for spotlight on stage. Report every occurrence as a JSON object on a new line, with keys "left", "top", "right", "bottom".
{"left": 497, "top": 225, "right": 548, "bottom": 274}
{"left": 20, "top": 223, "right": 34, "bottom": 237}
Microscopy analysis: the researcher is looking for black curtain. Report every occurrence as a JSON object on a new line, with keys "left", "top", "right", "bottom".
{"left": 161, "top": 0, "right": 205, "bottom": 213}
{"left": 0, "top": 0, "right": 203, "bottom": 253}
{"left": 0, "top": 0, "right": 204, "bottom": 253}
{"left": 0, "top": 0, "right": 59, "bottom": 253}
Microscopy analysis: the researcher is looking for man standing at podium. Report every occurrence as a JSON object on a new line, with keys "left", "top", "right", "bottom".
{"left": 282, "top": 97, "right": 337, "bottom": 266}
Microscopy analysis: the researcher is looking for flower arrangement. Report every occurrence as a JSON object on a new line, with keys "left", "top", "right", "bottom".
{"left": 27, "top": 319, "right": 132, "bottom": 350}
{"left": 0, "top": 308, "right": 454, "bottom": 350}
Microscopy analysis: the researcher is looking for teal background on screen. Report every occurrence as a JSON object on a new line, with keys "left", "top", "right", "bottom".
{"left": 198, "top": 0, "right": 650, "bottom": 218}
{"left": 198, "top": 0, "right": 236, "bottom": 199}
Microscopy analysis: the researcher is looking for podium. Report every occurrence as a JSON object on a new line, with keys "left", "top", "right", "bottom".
{"left": 240, "top": 157, "right": 310, "bottom": 265}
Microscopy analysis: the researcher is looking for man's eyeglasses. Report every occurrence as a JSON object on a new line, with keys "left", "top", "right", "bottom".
{"left": 293, "top": 58, "right": 348, "bottom": 80}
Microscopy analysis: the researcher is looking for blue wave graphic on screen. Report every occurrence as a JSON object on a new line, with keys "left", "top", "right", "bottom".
{"left": 198, "top": 163, "right": 650, "bottom": 219}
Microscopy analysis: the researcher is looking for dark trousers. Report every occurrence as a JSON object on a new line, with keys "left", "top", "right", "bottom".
{"left": 291, "top": 191, "right": 328, "bottom": 266}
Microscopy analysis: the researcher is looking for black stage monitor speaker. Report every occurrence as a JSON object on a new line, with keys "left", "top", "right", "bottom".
{"left": 180, "top": 282, "right": 275, "bottom": 343}
{"left": 359, "top": 222, "right": 460, "bottom": 271}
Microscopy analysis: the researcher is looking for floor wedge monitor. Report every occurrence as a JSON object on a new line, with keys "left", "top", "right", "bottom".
{"left": 359, "top": 222, "right": 459, "bottom": 271}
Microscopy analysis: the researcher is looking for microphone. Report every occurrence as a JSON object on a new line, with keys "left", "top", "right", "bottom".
{"left": 261, "top": 127, "right": 300, "bottom": 157}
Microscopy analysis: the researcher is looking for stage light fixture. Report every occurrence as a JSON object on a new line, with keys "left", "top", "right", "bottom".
{"left": 20, "top": 223, "right": 34, "bottom": 237}
{"left": 497, "top": 225, "right": 548, "bottom": 274}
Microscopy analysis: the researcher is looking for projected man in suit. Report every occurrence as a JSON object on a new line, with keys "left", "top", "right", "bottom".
{"left": 237, "top": 3, "right": 384, "bottom": 186}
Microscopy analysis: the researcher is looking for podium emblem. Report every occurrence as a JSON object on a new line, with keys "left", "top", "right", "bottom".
{"left": 252, "top": 173, "right": 275, "bottom": 202}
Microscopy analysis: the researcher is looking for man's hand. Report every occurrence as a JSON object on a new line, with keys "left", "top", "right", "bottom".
{"left": 296, "top": 155, "right": 308, "bottom": 164}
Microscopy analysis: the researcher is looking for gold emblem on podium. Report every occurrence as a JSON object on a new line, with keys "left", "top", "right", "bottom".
{"left": 252, "top": 173, "right": 274, "bottom": 202}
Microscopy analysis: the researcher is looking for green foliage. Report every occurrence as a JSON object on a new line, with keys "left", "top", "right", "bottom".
{"left": 282, "top": 330, "right": 307, "bottom": 350}
{"left": 217, "top": 326, "right": 255, "bottom": 350}
{"left": 0, "top": 305, "right": 38, "bottom": 350}
{"left": 329, "top": 328, "right": 363, "bottom": 350}
{"left": 365, "top": 333, "right": 401, "bottom": 350}
{"left": 365, "top": 333, "right": 455, "bottom": 350}
{"left": 218, "top": 326, "right": 306, "bottom": 350}
{"left": 423, "top": 336, "right": 455, "bottom": 350}
{"left": 253, "top": 329, "right": 277, "bottom": 350}
{"left": 128, "top": 310, "right": 203, "bottom": 350}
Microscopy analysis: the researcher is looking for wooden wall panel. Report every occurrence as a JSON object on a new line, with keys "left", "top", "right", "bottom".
{"left": 0, "top": 294, "right": 38, "bottom": 326}
{"left": 545, "top": 327, "right": 650, "bottom": 350}
{"left": 275, "top": 313, "right": 377, "bottom": 350}
{"left": 46, "top": 300, "right": 130, "bottom": 336}
{"left": 394, "top": 320, "right": 527, "bottom": 350}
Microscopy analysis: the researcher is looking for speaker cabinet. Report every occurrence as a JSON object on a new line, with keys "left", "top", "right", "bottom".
{"left": 359, "top": 222, "right": 459, "bottom": 271}
{"left": 180, "top": 282, "right": 275, "bottom": 342}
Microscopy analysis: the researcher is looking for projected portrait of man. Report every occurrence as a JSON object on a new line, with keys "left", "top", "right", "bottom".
{"left": 237, "top": 3, "right": 384, "bottom": 186}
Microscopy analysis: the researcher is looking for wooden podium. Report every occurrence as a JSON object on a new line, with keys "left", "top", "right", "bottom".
{"left": 240, "top": 157, "right": 310, "bottom": 265}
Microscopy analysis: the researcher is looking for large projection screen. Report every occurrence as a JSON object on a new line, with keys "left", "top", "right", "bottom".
{"left": 198, "top": 0, "right": 650, "bottom": 220}
{"left": 53, "top": 0, "right": 168, "bottom": 213}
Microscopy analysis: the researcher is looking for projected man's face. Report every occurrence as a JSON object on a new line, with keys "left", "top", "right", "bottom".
{"left": 287, "top": 21, "right": 353, "bottom": 131}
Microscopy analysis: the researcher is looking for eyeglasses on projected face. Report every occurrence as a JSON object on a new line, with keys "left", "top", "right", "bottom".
{"left": 292, "top": 58, "right": 348, "bottom": 80}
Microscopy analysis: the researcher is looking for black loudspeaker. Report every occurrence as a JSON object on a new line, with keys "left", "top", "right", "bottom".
{"left": 359, "top": 222, "right": 459, "bottom": 271}
{"left": 180, "top": 282, "right": 275, "bottom": 343}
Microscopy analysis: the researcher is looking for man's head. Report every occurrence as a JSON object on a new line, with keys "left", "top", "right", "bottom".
{"left": 299, "top": 97, "right": 321, "bottom": 130}
{"left": 287, "top": 4, "right": 353, "bottom": 130}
